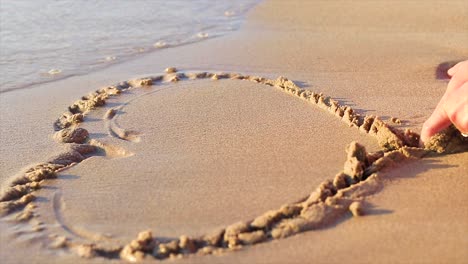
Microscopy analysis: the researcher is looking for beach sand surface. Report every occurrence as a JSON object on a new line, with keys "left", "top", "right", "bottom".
{"left": 1, "top": 0, "right": 467, "bottom": 263}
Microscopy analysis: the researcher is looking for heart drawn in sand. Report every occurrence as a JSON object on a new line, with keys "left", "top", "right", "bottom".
{"left": 0, "top": 67, "right": 465, "bottom": 261}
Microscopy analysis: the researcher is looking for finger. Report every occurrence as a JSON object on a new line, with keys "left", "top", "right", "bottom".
{"left": 447, "top": 63, "right": 460, "bottom": 76}
{"left": 421, "top": 104, "right": 452, "bottom": 143}
{"left": 446, "top": 64, "right": 468, "bottom": 93}
{"left": 447, "top": 82, "right": 468, "bottom": 134}
{"left": 447, "top": 60, "right": 466, "bottom": 76}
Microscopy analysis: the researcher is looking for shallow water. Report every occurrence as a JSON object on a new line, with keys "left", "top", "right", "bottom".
{"left": 0, "top": 0, "right": 258, "bottom": 92}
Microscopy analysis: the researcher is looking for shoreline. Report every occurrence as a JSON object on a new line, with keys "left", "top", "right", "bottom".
{"left": 1, "top": 0, "right": 467, "bottom": 263}
{"left": 0, "top": 34, "right": 237, "bottom": 95}
{"left": 0, "top": 0, "right": 261, "bottom": 94}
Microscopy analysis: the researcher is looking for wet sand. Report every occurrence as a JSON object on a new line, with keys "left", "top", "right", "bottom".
{"left": 1, "top": 0, "right": 467, "bottom": 263}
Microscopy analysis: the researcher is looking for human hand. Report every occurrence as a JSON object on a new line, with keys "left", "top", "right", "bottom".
{"left": 420, "top": 60, "right": 468, "bottom": 143}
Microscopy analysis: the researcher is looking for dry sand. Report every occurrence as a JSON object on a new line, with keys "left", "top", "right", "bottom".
{"left": 1, "top": 0, "right": 467, "bottom": 263}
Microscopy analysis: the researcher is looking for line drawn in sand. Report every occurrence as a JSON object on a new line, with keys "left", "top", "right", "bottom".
{"left": 53, "top": 191, "right": 112, "bottom": 242}
{"left": 104, "top": 103, "right": 141, "bottom": 143}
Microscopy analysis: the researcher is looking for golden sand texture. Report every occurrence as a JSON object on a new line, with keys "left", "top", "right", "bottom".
{"left": 1, "top": 68, "right": 465, "bottom": 262}
{"left": 1, "top": 1, "right": 467, "bottom": 262}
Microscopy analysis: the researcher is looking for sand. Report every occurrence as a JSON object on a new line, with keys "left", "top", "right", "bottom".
{"left": 1, "top": 0, "right": 467, "bottom": 263}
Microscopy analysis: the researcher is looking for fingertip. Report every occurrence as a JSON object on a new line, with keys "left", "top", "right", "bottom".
{"left": 420, "top": 124, "right": 434, "bottom": 144}
{"left": 420, "top": 110, "right": 451, "bottom": 144}
{"left": 447, "top": 60, "right": 465, "bottom": 77}
{"left": 447, "top": 67, "right": 455, "bottom": 77}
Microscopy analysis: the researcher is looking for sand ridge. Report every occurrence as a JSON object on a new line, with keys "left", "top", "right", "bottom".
{"left": 0, "top": 67, "right": 466, "bottom": 261}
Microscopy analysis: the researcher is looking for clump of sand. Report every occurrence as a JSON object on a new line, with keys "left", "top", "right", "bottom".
{"left": 424, "top": 125, "right": 468, "bottom": 154}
